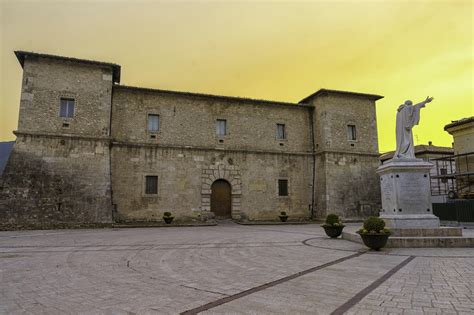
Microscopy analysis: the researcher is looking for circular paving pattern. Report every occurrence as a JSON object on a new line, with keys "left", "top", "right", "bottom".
{"left": 0, "top": 223, "right": 473, "bottom": 314}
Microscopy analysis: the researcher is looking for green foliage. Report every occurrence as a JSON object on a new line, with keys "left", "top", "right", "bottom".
{"left": 163, "top": 212, "right": 173, "bottom": 217}
{"left": 321, "top": 213, "right": 344, "bottom": 228}
{"left": 362, "top": 216, "right": 386, "bottom": 233}
{"left": 325, "top": 213, "right": 340, "bottom": 226}
{"left": 280, "top": 211, "right": 287, "bottom": 216}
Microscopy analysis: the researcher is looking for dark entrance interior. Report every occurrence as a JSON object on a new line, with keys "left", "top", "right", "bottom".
{"left": 211, "top": 179, "right": 232, "bottom": 218}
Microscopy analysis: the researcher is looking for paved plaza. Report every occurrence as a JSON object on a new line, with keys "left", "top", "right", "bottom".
{"left": 0, "top": 222, "right": 473, "bottom": 314}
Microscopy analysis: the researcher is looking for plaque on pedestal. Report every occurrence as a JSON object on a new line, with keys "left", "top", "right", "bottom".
{"left": 377, "top": 158, "right": 440, "bottom": 228}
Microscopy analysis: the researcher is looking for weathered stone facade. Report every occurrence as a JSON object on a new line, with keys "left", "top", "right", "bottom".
{"left": 0, "top": 51, "right": 383, "bottom": 227}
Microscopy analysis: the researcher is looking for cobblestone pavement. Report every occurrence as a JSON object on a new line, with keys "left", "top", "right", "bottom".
{"left": 0, "top": 222, "right": 473, "bottom": 314}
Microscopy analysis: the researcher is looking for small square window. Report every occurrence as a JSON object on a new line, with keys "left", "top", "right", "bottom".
{"left": 145, "top": 176, "right": 158, "bottom": 195}
{"left": 347, "top": 125, "right": 356, "bottom": 141}
{"left": 216, "top": 119, "right": 227, "bottom": 136}
{"left": 60, "top": 98, "right": 75, "bottom": 118}
{"left": 278, "top": 179, "right": 288, "bottom": 196}
{"left": 277, "top": 124, "right": 286, "bottom": 140}
{"left": 148, "top": 114, "right": 160, "bottom": 132}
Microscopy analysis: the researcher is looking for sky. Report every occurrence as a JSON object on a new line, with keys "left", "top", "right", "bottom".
{"left": 0, "top": 0, "right": 472, "bottom": 152}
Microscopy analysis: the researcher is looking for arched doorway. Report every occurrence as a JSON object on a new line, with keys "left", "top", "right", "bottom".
{"left": 211, "top": 179, "right": 232, "bottom": 218}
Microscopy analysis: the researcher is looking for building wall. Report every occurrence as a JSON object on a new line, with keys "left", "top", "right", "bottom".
{"left": 111, "top": 87, "right": 312, "bottom": 153}
{"left": 0, "top": 135, "right": 113, "bottom": 227}
{"left": 0, "top": 56, "right": 115, "bottom": 228}
{"left": 111, "top": 146, "right": 312, "bottom": 222}
{"left": 445, "top": 120, "right": 474, "bottom": 198}
{"left": 446, "top": 121, "right": 474, "bottom": 155}
{"left": 309, "top": 93, "right": 381, "bottom": 218}
{"left": 111, "top": 88, "right": 313, "bottom": 221}
{"left": 18, "top": 56, "right": 114, "bottom": 137}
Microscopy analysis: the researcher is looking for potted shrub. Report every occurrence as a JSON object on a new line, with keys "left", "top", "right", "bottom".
{"left": 357, "top": 216, "right": 391, "bottom": 250}
{"left": 279, "top": 211, "right": 288, "bottom": 222}
{"left": 321, "top": 213, "right": 345, "bottom": 238}
{"left": 163, "top": 212, "right": 174, "bottom": 224}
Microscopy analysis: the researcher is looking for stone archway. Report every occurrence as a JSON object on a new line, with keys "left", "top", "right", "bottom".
{"left": 201, "top": 163, "right": 242, "bottom": 219}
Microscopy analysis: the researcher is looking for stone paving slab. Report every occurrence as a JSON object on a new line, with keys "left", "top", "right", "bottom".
{"left": 0, "top": 223, "right": 473, "bottom": 314}
{"left": 202, "top": 254, "right": 407, "bottom": 314}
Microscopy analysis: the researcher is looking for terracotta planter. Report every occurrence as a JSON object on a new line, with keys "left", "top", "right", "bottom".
{"left": 358, "top": 233, "right": 390, "bottom": 250}
{"left": 322, "top": 225, "right": 345, "bottom": 238}
{"left": 279, "top": 215, "right": 288, "bottom": 222}
{"left": 163, "top": 217, "right": 174, "bottom": 224}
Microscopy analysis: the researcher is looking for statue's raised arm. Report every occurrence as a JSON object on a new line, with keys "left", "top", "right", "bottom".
{"left": 393, "top": 96, "right": 434, "bottom": 160}
{"left": 413, "top": 96, "right": 434, "bottom": 109}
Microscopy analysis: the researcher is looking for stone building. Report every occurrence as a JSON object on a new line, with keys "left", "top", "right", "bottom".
{"left": 444, "top": 117, "right": 474, "bottom": 199}
{"left": 0, "top": 51, "right": 383, "bottom": 227}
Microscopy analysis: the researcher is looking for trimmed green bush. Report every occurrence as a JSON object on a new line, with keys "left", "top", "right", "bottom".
{"left": 358, "top": 216, "right": 390, "bottom": 235}
{"left": 325, "top": 214, "right": 340, "bottom": 225}
{"left": 322, "top": 213, "right": 344, "bottom": 227}
{"left": 363, "top": 216, "right": 385, "bottom": 232}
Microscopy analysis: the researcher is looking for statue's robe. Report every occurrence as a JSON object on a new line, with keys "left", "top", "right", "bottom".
{"left": 394, "top": 103, "right": 425, "bottom": 159}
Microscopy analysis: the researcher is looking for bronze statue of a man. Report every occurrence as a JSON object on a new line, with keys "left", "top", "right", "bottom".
{"left": 394, "top": 96, "right": 434, "bottom": 159}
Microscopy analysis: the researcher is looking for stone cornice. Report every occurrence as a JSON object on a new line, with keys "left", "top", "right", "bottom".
{"left": 111, "top": 141, "right": 313, "bottom": 156}
{"left": 14, "top": 131, "right": 111, "bottom": 142}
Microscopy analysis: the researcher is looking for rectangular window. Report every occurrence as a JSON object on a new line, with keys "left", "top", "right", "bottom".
{"left": 216, "top": 119, "right": 227, "bottom": 136}
{"left": 277, "top": 124, "right": 286, "bottom": 140}
{"left": 148, "top": 114, "right": 160, "bottom": 132}
{"left": 347, "top": 125, "right": 356, "bottom": 140}
{"left": 145, "top": 176, "right": 158, "bottom": 195}
{"left": 278, "top": 179, "right": 288, "bottom": 196}
{"left": 59, "top": 98, "right": 75, "bottom": 118}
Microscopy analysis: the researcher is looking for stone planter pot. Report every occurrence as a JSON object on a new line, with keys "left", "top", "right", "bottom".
{"left": 322, "top": 225, "right": 345, "bottom": 238}
{"left": 279, "top": 215, "right": 288, "bottom": 222}
{"left": 163, "top": 217, "right": 174, "bottom": 224}
{"left": 358, "top": 233, "right": 390, "bottom": 250}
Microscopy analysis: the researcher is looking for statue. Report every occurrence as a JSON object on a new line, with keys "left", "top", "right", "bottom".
{"left": 394, "top": 96, "right": 433, "bottom": 159}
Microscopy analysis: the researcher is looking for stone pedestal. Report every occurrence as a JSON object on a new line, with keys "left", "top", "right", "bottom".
{"left": 377, "top": 158, "right": 440, "bottom": 228}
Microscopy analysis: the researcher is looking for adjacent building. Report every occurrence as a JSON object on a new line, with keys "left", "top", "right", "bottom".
{"left": 0, "top": 51, "right": 383, "bottom": 227}
{"left": 444, "top": 117, "right": 474, "bottom": 199}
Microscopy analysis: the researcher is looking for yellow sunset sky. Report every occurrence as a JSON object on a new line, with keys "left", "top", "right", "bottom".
{"left": 0, "top": 0, "right": 472, "bottom": 152}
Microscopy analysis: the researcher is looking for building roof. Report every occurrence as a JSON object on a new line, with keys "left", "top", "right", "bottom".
{"left": 298, "top": 88, "right": 384, "bottom": 104}
{"left": 380, "top": 144, "right": 454, "bottom": 161}
{"left": 444, "top": 116, "right": 474, "bottom": 131}
{"left": 114, "top": 84, "right": 312, "bottom": 108}
{"left": 14, "top": 51, "right": 121, "bottom": 83}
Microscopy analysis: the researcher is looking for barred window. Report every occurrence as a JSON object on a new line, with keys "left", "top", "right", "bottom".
{"left": 347, "top": 125, "right": 356, "bottom": 140}
{"left": 277, "top": 124, "right": 286, "bottom": 140}
{"left": 278, "top": 179, "right": 288, "bottom": 196}
{"left": 59, "top": 98, "right": 75, "bottom": 118}
{"left": 148, "top": 114, "right": 160, "bottom": 132}
{"left": 216, "top": 119, "right": 227, "bottom": 136}
{"left": 145, "top": 176, "right": 158, "bottom": 195}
